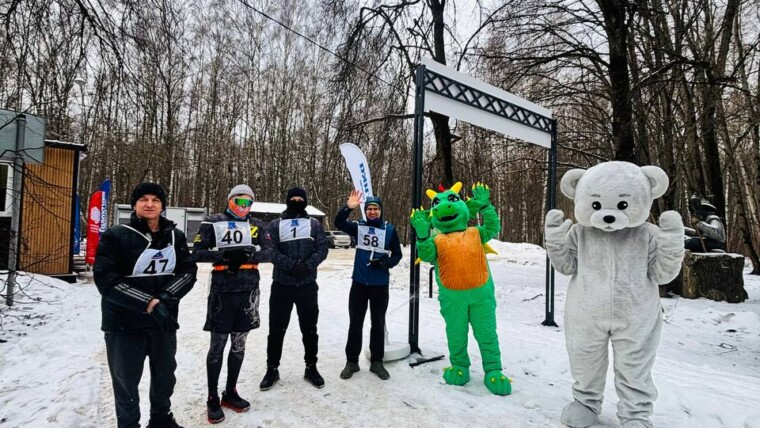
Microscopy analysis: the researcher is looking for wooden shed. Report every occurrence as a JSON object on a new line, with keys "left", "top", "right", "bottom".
{"left": 13, "top": 140, "right": 85, "bottom": 282}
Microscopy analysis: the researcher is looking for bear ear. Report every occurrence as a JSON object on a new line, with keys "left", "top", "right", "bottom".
{"left": 641, "top": 166, "right": 669, "bottom": 198}
{"left": 560, "top": 169, "right": 586, "bottom": 199}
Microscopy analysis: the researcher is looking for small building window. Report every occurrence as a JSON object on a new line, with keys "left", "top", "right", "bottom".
{"left": 0, "top": 163, "right": 11, "bottom": 215}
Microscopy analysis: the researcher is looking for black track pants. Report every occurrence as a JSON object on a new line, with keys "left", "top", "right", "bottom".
{"left": 104, "top": 330, "right": 177, "bottom": 428}
{"left": 266, "top": 282, "right": 319, "bottom": 367}
{"left": 345, "top": 281, "right": 389, "bottom": 363}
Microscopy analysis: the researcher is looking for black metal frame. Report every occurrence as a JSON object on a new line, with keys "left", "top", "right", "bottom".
{"left": 409, "top": 64, "right": 558, "bottom": 350}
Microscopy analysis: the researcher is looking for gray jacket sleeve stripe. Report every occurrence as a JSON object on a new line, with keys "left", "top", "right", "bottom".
{"left": 167, "top": 273, "right": 193, "bottom": 294}
{"left": 115, "top": 283, "right": 153, "bottom": 303}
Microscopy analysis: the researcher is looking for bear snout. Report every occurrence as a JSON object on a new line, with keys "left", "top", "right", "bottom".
{"left": 589, "top": 210, "right": 630, "bottom": 231}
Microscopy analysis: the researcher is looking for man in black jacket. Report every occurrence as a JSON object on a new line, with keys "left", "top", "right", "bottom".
{"left": 259, "top": 187, "right": 329, "bottom": 390}
{"left": 94, "top": 183, "right": 197, "bottom": 428}
{"left": 193, "top": 184, "right": 271, "bottom": 424}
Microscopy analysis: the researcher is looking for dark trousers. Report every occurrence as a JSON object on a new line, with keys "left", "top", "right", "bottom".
{"left": 345, "top": 281, "right": 389, "bottom": 363}
{"left": 266, "top": 282, "right": 319, "bottom": 367}
{"left": 104, "top": 330, "right": 177, "bottom": 428}
{"left": 685, "top": 237, "right": 725, "bottom": 252}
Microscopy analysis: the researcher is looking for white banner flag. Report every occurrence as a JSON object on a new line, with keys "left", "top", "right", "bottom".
{"left": 339, "top": 143, "right": 373, "bottom": 220}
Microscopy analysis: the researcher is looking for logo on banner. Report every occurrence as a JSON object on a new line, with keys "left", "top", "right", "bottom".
{"left": 152, "top": 251, "right": 164, "bottom": 259}
{"left": 368, "top": 227, "right": 376, "bottom": 235}
{"left": 360, "top": 163, "right": 370, "bottom": 194}
{"left": 228, "top": 222, "right": 238, "bottom": 229}
{"left": 90, "top": 207, "right": 101, "bottom": 223}
{"left": 290, "top": 219, "right": 299, "bottom": 226}
{"left": 340, "top": 143, "right": 374, "bottom": 221}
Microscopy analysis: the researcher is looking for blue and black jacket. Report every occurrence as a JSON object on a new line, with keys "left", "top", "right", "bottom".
{"left": 334, "top": 205, "right": 402, "bottom": 286}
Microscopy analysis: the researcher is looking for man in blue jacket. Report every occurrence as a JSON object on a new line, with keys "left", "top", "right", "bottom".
{"left": 260, "top": 187, "right": 329, "bottom": 390}
{"left": 334, "top": 190, "right": 402, "bottom": 380}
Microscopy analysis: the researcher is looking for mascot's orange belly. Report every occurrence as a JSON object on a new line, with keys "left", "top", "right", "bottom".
{"left": 434, "top": 227, "right": 488, "bottom": 290}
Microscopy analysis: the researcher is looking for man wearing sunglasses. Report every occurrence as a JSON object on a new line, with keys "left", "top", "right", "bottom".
{"left": 192, "top": 184, "right": 271, "bottom": 424}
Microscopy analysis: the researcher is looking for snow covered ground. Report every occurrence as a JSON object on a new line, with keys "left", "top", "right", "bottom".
{"left": 1, "top": 242, "right": 759, "bottom": 427}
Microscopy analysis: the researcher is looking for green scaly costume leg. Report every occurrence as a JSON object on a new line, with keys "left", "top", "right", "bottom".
{"left": 438, "top": 276, "right": 512, "bottom": 395}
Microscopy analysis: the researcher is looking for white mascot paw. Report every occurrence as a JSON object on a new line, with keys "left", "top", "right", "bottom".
{"left": 656, "top": 210, "right": 684, "bottom": 253}
{"left": 545, "top": 209, "right": 572, "bottom": 242}
{"left": 658, "top": 210, "right": 684, "bottom": 234}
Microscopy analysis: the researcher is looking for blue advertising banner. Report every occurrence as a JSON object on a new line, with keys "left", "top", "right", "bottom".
{"left": 73, "top": 193, "right": 80, "bottom": 254}
{"left": 99, "top": 179, "right": 111, "bottom": 233}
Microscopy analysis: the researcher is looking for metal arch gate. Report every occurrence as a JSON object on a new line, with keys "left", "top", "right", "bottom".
{"left": 408, "top": 58, "right": 558, "bottom": 354}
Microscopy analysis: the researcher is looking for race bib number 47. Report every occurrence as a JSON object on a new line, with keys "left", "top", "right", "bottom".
{"left": 130, "top": 246, "right": 177, "bottom": 277}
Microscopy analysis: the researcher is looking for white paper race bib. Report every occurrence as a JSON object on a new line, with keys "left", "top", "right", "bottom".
{"left": 213, "top": 221, "right": 253, "bottom": 249}
{"left": 357, "top": 225, "right": 389, "bottom": 254}
{"left": 279, "top": 218, "right": 312, "bottom": 242}
{"left": 129, "top": 246, "right": 177, "bottom": 277}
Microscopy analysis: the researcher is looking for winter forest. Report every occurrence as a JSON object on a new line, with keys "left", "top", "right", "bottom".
{"left": 2, "top": 0, "right": 759, "bottom": 272}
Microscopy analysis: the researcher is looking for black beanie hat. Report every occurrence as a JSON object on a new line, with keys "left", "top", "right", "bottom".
{"left": 130, "top": 182, "right": 167, "bottom": 208}
{"left": 286, "top": 187, "right": 307, "bottom": 203}
{"left": 365, "top": 196, "right": 382, "bottom": 211}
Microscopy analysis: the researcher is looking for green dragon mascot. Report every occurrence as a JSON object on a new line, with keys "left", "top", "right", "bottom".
{"left": 410, "top": 182, "right": 511, "bottom": 396}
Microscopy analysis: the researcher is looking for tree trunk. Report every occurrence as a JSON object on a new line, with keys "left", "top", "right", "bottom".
{"left": 428, "top": 0, "right": 454, "bottom": 187}
{"left": 597, "top": 0, "right": 636, "bottom": 163}
{"left": 678, "top": 252, "right": 747, "bottom": 303}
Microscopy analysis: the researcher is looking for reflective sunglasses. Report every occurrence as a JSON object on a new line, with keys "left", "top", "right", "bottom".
{"left": 233, "top": 198, "right": 253, "bottom": 208}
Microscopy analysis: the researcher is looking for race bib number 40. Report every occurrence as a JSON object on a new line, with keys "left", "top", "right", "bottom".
{"left": 214, "top": 221, "right": 253, "bottom": 248}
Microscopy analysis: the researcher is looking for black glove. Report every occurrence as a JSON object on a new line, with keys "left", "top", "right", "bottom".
{"left": 290, "top": 261, "right": 310, "bottom": 280}
{"left": 224, "top": 248, "right": 252, "bottom": 272}
{"left": 156, "top": 291, "right": 178, "bottom": 311}
{"left": 150, "top": 302, "right": 179, "bottom": 332}
{"left": 368, "top": 255, "right": 390, "bottom": 269}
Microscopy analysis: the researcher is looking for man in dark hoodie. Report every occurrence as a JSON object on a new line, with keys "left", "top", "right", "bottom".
{"left": 259, "top": 187, "right": 329, "bottom": 390}
{"left": 192, "top": 184, "right": 271, "bottom": 424}
{"left": 94, "top": 182, "right": 197, "bottom": 428}
{"left": 334, "top": 190, "right": 402, "bottom": 380}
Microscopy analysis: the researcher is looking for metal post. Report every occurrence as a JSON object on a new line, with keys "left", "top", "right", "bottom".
{"left": 542, "top": 119, "right": 559, "bottom": 326}
{"left": 429, "top": 267, "right": 434, "bottom": 298}
{"left": 6, "top": 114, "right": 26, "bottom": 307}
{"left": 409, "top": 64, "right": 426, "bottom": 353}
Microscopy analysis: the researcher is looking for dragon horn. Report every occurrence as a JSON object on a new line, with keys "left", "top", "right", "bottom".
{"left": 426, "top": 189, "right": 437, "bottom": 200}
{"left": 450, "top": 182, "right": 462, "bottom": 193}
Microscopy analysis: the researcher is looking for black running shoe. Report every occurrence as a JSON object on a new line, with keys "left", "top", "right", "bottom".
{"left": 340, "top": 362, "right": 360, "bottom": 379}
{"left": 304, "top": 364, "right": 325, "bottom": 388}
{"left": 207, "top": 395, "right": 225, "bottom": 424}
{"left": 259, "top": 366, "right": 280, "bottom": 391}
{"left": 370, "top": 360, "right": 390, "bottom": 380}
{"left": 146, "top": 412, "right": 184, "bottom": 428}
{"left": 222, "top": 389, "right": 251, "bottom": 413}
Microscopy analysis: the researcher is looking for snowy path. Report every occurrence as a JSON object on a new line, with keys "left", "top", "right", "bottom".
{"left": 1, "top": 242, "right": 759, "bottom": 427}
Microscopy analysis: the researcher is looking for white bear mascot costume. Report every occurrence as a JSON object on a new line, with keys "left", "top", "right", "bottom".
{"left": 545, "top": 162, "right": 685, "bottom": 428}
